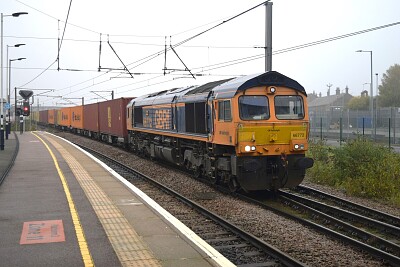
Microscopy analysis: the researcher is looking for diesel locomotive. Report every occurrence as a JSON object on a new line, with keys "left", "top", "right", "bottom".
{"left": 35, "top": 71, "right": 313, "bottom": 192}
{"left": 126, "top": 71, "right": 313, "bottom": 192}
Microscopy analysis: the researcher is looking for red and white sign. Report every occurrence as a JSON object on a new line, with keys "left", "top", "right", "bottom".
{"left": 20, "top": 220, "right": 65, "bottom": 245}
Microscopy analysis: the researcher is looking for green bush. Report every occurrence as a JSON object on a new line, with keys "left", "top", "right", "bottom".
{"left": 306, "top": 138, "right": 400, "bottom": 205}
{"left": 306, "top": 140, "right": 337, "bottom": 186}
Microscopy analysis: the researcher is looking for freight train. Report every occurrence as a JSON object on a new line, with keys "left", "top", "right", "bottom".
{"left": 34, "top": 71, "right": 313, "bottom": 192}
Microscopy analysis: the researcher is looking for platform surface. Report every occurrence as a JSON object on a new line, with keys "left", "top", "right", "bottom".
{"left": 0, "top": 131, "right": 231, "bottom": 267}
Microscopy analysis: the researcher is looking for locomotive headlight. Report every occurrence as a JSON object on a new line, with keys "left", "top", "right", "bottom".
{"left": 294, "top": 144, "right": 300, "bottom": 150}
{"left": 300, "top": 144, "right": 305, "bottom": 150}
{"left": 268, "top": 87, "right": 277, "bottom": 94}
{"left": 245, "top": 145, "right": 251, "bottom": 152}
{"left": 251, "top": 146, "right": 256, "bottom": 151}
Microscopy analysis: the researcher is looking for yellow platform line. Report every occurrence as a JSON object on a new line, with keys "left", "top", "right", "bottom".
{"left": 41, "top": 133, "right": 161, "bottom": 267}
{"left": 32, "top": 132, "right": 94, "bottom": 267}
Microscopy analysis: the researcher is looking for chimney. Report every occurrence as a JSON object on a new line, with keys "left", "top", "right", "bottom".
{"left": 336, "top": 87, "right": 340, "bottom": 95}
{"left": 345, "top": 86, "right": 349, "bottom": 95}
{"left": 327, "top": 88, "right": 330, "bottom": 96}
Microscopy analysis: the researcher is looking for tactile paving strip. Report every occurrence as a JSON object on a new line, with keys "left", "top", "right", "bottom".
{"left": 44, "top": 135, "right": 161, "bottom": 267}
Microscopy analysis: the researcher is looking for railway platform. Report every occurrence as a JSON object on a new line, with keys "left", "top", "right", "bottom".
{"left": 0, "top": 131, "right": 232, "bottom": 267}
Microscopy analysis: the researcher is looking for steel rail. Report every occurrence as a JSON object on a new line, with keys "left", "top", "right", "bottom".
{"left": 295, "top": 185, "right": 400, "bottom": 227}
{"left": 280, "top": 190, "right": 400, "bottom": 240}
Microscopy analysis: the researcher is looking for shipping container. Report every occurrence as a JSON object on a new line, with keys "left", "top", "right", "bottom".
{"left": 48, "top": 109, "right": 56, "bottom": 125}
{"left": 83, "top": 103, "right": 99, "bottom": 137}
{"left": 98, "top": 98, "right": 132, "bottom": 143}
{"left": 56, "top": 109, "right": 61, "bottom": 127}
{"left": 39, "top": 110, "right": 48, "bottom": 124}
{"left": 59, "top": 107, "right": 71, "bottom": 128}
{"left": 31, "top": 110, "right": 39, "bottom": 123}
{"left": 70, "top": 106, "right": 84, "bottom": 132}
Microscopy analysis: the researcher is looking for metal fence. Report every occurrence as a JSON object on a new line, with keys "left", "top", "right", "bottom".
{"left": 309, "top": 107, "right": 400, "bottom": 146}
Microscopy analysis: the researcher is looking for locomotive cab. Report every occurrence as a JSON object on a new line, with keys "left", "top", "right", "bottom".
{"left": 211, "top": 72, "right": 314, "bottom": 191}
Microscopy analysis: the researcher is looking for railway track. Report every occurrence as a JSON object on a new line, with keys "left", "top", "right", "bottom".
{"left": 293, "top": 185, "right": 400, "bottom": 228}
{"left": 78, "top": 144, "right": 305, "bottom": 267}
{"left": 241, "top": 189, "right": 400, "bottom": 266}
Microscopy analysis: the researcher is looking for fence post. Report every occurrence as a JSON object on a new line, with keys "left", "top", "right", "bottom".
{"left": 339, "top": 117, "right": 342, "bottom": 146}
{"left": 362, "top": 117, "right": 365, "bottom": 137}
{"left": 320, "top": 117, "right": 322, "bottom": 141}
{"left": 389, "top": 118, "right": 391, "bottom": 149}
{"left": 393, "top": 107, "right": 396, "bottom": 144}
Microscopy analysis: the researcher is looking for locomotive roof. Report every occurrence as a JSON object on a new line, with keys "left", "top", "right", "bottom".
{"left": 185, "top": 78, "right": 233, "bottom": 95}
{"left": 129, "top": 71, "right": 306, "bottom": 107}
{"left": 212, "top": 71, "right": 306, "bottom": 99}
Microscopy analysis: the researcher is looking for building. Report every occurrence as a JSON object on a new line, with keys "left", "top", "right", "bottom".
{"left": 308, "top": 86, "right": 353, "bottom": 129}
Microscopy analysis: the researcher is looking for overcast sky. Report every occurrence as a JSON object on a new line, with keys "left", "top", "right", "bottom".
{"left": 2, "top": 0, "right": 400, "bottom": 107}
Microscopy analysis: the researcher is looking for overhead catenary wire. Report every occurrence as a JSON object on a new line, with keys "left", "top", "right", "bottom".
{"left": 18, "top": 19, "right": 400, "bottom": 100}
{"left": 17, "top": 60, "right": 58, "bottom": 88}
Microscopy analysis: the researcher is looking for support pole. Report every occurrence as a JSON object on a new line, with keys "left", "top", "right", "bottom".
{"left": 19, "top": 114, "right": 23, "bottom": 134}
{"left": 265, "top": 2, "right": 273, "bottom": 72}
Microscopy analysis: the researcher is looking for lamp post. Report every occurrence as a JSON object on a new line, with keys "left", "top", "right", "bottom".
{"left": 1, "top": 11, "right": 28, "bottom": 150}
{"left": 9, "top": 58, "right": 26, "bottom": 133}
{"left": 356, "top": 50, "right": 373, "bottom": 136}
{"left": 6, "top": 44, "right": 25, "bottom": 138}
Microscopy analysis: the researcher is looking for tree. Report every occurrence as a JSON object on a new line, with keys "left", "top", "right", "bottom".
{"left": 347, "top": 95, "right": 369, "bottom": 110}
{"left": 378, "top": 64, "right": 400, "bottom": 107}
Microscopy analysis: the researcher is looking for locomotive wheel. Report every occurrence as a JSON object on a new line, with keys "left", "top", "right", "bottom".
{"left": 209, "top": 173, "right": 219, "bottom": 184}
{"left": 193, "top": 166, "right": 202, "bottom": 179}
{"left": 228, "top": 176, "right": 239, "bottom": 192}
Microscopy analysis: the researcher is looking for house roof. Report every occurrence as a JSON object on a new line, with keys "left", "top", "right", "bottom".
{"left": 309, "top": 94, "right": 351, "bottom": 107}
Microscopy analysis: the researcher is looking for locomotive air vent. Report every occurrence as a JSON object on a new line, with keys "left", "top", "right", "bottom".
{"left": 258, "top": 72, "right": 285, "bottom": 85}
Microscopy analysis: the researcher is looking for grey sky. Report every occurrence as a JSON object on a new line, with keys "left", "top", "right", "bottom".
{"left": 2, "top": 0, "right": 400, "bottom": 107}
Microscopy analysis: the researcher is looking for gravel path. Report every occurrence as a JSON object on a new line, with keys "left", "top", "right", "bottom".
{"left": 57, "top": 132, "right": 397, "bottom": 266}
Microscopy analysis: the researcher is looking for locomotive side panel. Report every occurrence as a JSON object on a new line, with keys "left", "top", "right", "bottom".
{"left": 142, "top": 105, "right": 173, "bottom": 130}
{"left": 213, "top": 99, "right": 235, "bottom": 146}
